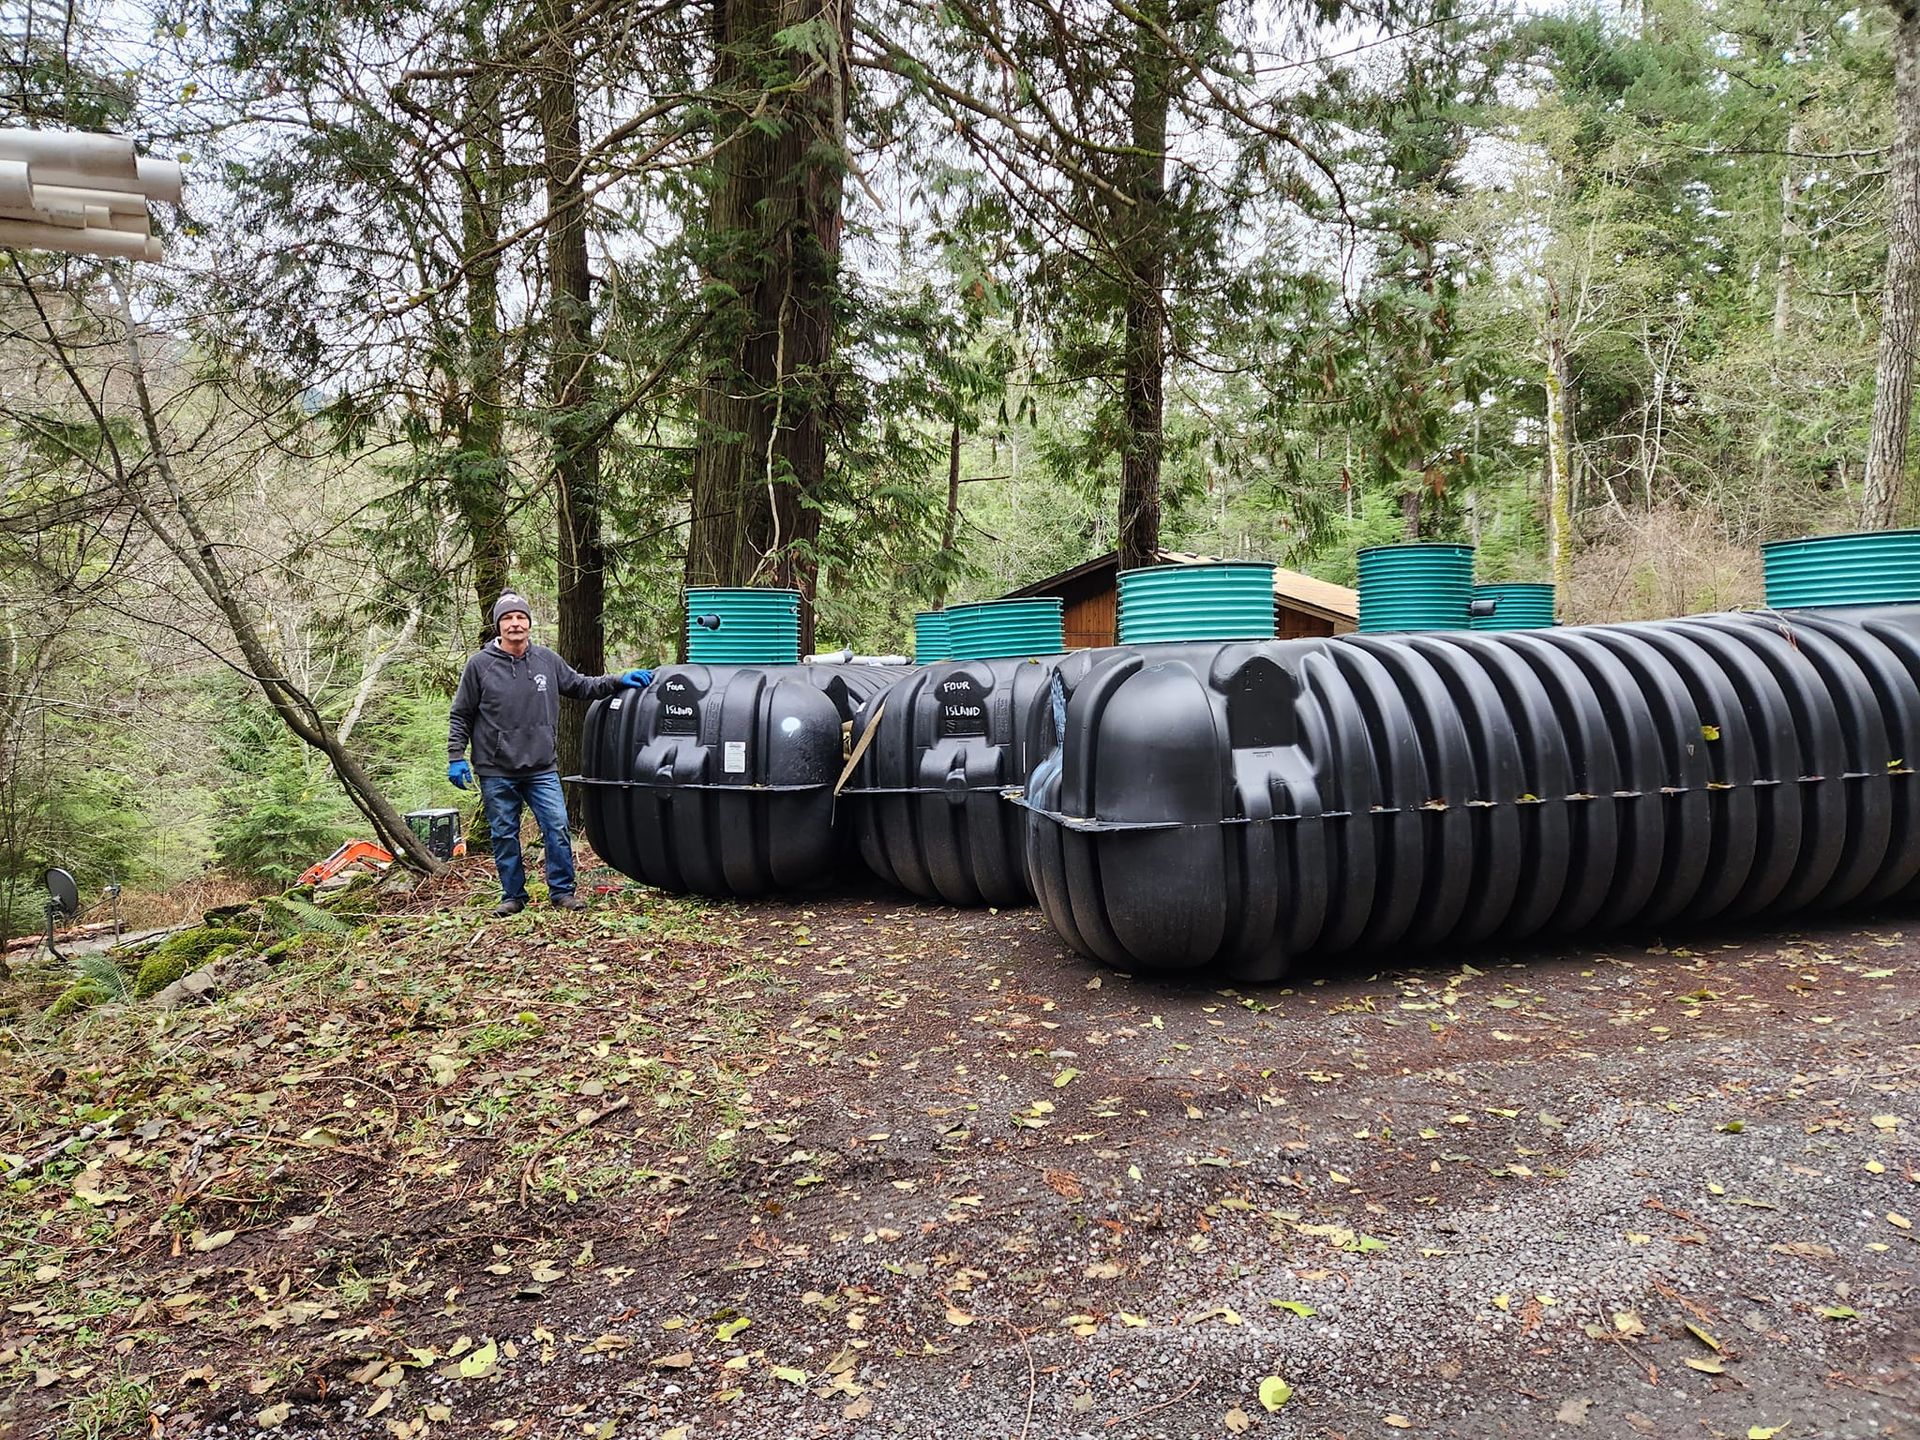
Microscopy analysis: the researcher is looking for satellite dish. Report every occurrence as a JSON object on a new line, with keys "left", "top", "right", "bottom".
{"left": 43, "top": 867, "right": 80, "bottom": 919}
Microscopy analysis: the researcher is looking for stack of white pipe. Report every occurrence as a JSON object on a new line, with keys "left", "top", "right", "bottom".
{"left": 804, "top": 649, "right": 912, "bottom": 666}
{"left": 0, "top": 129, "right": 182, "bottom": 262}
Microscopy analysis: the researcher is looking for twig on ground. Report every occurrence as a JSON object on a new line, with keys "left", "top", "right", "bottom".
{"left": 998, "top": 1318, "right": 1036, "bottom": 1440}
{"left": 5, "top": 1117, "right": 121, "bottom": 1183}
{"left": 1105, "top": 1375, "right": 1204, "bottom": 1428}
{"left": 174, "top": 1120, "right": 260, "bottom": 1198}
{"left": 518, "top": 1098, "right": 633, "bottom": 1205}
{"left": 1605, "top": 1327, "right": 1659, "bottom": 1385}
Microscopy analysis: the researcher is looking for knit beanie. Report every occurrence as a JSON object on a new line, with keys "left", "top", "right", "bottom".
{"left": 491, "top": 592, "right": 533, "bottom": 627}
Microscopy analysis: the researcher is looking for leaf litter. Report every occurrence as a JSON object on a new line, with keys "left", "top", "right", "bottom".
{"left": 2, "top": 865, "right": 1917, "bottom": 1437}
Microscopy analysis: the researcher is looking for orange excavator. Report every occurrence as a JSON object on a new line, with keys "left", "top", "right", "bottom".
{"left": 296, "top": 809, "right": 466, "bottom": 887}
{"left": 296, "top": 840, "right": 401, "bottom": 888}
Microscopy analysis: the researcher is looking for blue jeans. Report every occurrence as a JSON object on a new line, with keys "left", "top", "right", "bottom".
{"left": 479, "top": 770, "right": 576, "bottom": 902}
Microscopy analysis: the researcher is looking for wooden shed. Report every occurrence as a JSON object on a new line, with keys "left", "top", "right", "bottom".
{"left": 1000, "top": 550, "right": 1358, "bottom": 649}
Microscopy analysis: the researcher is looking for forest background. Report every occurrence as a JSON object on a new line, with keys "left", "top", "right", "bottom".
{"left": 0, "top": 0, "right": 1911, "bottom": 935}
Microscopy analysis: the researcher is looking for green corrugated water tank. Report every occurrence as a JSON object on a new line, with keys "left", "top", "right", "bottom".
{"left": 1471, "top": 582, "right": 1556, "bottom": 631}
{"left": 1118, "top": 562, "right": 1276, "bottom": 643}
{"left": 913, "top": 610, "right": 951, "bottom": 663}
{"left": 685, "top": 587, "right": 801, "bottom": 665}
{"left": 1357, "top": 543, "right": 1475, "bottom": 633}
{"left": 1763, "top": 529, "right": 1920, "bottom": 608}
{"left": 946, "top": 598, "right": 1064, "bottom": 659}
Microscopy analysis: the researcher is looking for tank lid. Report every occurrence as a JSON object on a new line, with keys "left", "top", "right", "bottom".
{"left": 1470, "top": 582, "right": 1556, "bottom": 631}
{"left": 946, "top": 597, "right": 1064, "bottom": 660}
{"left": 1762, "top": 529, "right": 1920, "bottom": 609}
{"left": 913, "top": 609, "right": 952, "bottom": 664}
{"left": 1118, "top": 562, "right": 1276, "bottom": 644}
{"left": 1356, "top": 543, "right": 1475, "bottom": 633}
{"left": 685, "top": 587, "right": 802, "bottom": 665}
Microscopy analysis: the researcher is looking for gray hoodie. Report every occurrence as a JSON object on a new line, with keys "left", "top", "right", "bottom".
{"left": 448, "top": 640, "right": 626, "bottom": 777}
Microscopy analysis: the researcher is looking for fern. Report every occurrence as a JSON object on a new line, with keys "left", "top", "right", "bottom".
{"left": 70, "top": 951, "right": 129, "bottom": 1001}
{"left": 263, "top": 894, "right": 353, "bottom": 937}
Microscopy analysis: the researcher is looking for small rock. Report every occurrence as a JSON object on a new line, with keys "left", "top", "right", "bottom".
{"left": 150, "top": 956, "right": 270, "bottom": 1009}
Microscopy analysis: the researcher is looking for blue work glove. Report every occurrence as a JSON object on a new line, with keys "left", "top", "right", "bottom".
{"left": 448, "top": 759, "right": 473, "bottom": 790}
{"left": 619, "top": 668, "right": 654, "bottom": 689}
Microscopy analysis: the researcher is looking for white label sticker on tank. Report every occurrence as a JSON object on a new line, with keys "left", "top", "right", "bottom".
{"left": 609, "top": 696, "right": 624, "bottom": 709}
{"left": 724, "top": 740, "right": 747, "bottom": 773}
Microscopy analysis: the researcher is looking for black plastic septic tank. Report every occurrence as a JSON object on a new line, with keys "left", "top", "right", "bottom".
{"left": 576, "top": 663, "right": 893, "bottom": 896}
{"left": 1022, "top": 602, "right": 1920, "bottom": 979}
{"left": 843, "top": 656, "right": 1057, "bottom": 905}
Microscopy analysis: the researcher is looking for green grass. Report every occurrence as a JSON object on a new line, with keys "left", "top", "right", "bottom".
{"left": 57, "top": 1369, "right": 154, "bottom": 1440}
{"left": 464, "top": 1018, "right": 544, "bottom": 1055}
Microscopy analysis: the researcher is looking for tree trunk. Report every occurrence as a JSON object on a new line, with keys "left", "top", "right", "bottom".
{"left": 1116, "top": 0, "right": 1169, "bottom": 575}
{"left": 685, "top": 0, "right": 850, "bottom": 652}
{"left": 455, "top": 5, "right": 511, "bottom": 633}
{"left": 1544, "top": 289, "right": 1575, "bottom": 611}
{"left": 1864, "top": 1, "right": 1920, "bottom": 527}
{"left": 538, "top": 0, "right": 604, "bottom": 796}
{"left": 1772, "top": 117, "right": 1803, "bottom": 349}
{"left": 337, "top": 607, "right": 423, "bottom": 746}
{"left": 934, "top": 415, "right": 962, "bottom": 606}
{"left": 1758, "top": 112, "right": 1804, "bottom": 494}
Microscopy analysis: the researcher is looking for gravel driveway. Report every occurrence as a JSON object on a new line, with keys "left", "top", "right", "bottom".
{"left": 5, "top": 872, "right": 1916, "bottom": 1440}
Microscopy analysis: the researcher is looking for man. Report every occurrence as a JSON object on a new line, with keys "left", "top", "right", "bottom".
{"left": 448, "top": 591, "right": 653, "bottom": 916}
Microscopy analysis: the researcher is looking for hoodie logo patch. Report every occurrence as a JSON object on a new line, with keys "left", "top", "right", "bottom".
{"left": 534, "top": 674, "right": 548, "bottom": 693}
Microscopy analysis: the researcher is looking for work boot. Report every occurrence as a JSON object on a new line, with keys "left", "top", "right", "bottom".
{"left": 490, "top": 898, "right": 526, "bottom": 918}
{"left": 551, "top": 891, "right": 589, "bottom": 912}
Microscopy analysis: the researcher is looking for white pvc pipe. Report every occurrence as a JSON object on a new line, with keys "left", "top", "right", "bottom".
{"left": 0, "top": 130, "right": 136, "bottom": 179}
{"left": 0, "top": 160, "right": 30, "bottom": 209}
{"left": 0, "top": 216, "right": 161, "bottom": 260}
{"left": 22, "top": 182, "right": 154, "bottom": 215}
{"left": 135, "top": 157, "right": 183, "bottom": 204}
{"left": 0, "top": 129, "right": 181, "bottom": 262}
{"left": 0, "top": 135, "right": 183, "bottom": 203}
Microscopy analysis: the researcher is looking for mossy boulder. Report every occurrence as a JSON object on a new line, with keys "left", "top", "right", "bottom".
{"left": 258, "top": 936, "right": 292, "bottom": 964}
{"left": 46, "top": 981, "right": 107, "bottom": 1018}
{"left": 132, "top": 953, "right": 190, "bottom": 1001}
{"left": 131, "top": 926, "right": 255, "bottom": 1000}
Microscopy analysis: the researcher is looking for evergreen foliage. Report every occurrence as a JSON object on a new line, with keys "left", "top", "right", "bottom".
{"left": 209, "top": 704, "right": 356, "bottom": 887}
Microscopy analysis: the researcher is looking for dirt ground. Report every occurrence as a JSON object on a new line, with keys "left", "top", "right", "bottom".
{"left": 3, "top": 856, "right": 1918, "bottom": 1440}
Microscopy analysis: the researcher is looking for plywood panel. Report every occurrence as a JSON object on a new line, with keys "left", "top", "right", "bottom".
{"left": 1276, "top": 607, "right": 1337, "bottom": 640}
{"left": 1065, "top": 589, "right": 1117, "bottom": 648}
